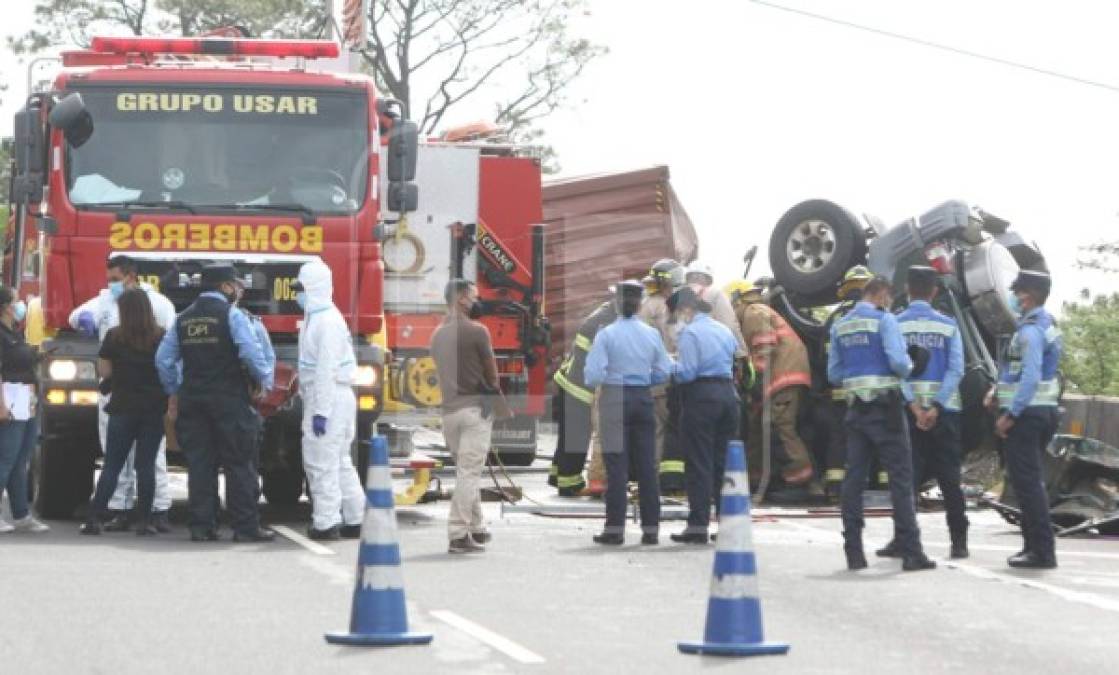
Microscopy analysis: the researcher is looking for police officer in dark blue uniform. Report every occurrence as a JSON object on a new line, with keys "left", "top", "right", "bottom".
{"left": 878, "top": 266, "right": 968, "bottom": 559}
{"left": 666, "top": 286, "right": 740, "bottom": 544}
{"left": 156, "top": 263, "right": 275, "bottom": 543}
{"left": 828, "top": 276, "right": 935, "bottom": 572}
{"left": 990, "top": 270, "right": 1061, "bottom": 569}
{"left": 584, "top": 281, "right": 673, "bottom": 546}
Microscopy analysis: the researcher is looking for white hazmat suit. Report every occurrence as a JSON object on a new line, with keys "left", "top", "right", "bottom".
{"left": 296, "top": 260, "right": 366, "bottom": 532}
{"left": 69, "top": 283, "right": 177, "bottom": 512}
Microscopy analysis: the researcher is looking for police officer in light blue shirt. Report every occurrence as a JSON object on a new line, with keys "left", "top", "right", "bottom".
{"left": 989, "top": 270, "right": 1061, "bottom": 569}
{"left": 664, "top": 286, "right": 739, "bottom": 544}
{"left": 879, "top": 266, "right": 968, "bottom": 560}
{"left": 828, "top": 276, "right": 935, "bottom": 572}
{"left": 584, "top": 280, "right": 673, "bottom": 546}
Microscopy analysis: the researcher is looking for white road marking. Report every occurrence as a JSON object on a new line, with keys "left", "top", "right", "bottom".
{"left": 430, "top": 610, "right": 545, "bottom": 665}
{"left": 272, "top": 525, "right": 336, "bottom": 556}
{"left": 945, "top": 560, "right": 1119, "bottom": 614}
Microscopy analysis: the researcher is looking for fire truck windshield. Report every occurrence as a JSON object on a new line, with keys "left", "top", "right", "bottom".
{"left": 64, "top": 85, "right": 370, "bottom": 214}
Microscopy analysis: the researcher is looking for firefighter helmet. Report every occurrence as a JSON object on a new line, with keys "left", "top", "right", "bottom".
{"left": 685, "top": 262, "right": 715, "bottom": 286}
{"left": 724, "top": 279, "right": 760, "bottom": 304}
{"left": 643, "top": 258, "right": 684, "bottom": 292}
{"left": 837, "top": 265, "right": 872, "bottom": 301}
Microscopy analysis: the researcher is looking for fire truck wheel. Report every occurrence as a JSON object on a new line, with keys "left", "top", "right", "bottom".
{"left": 770, "top": 199, "right": 867, "bottom": 306}
{"left": 262, "top": 469, "right": 305, "bottom": 508}
{"left": 31, "top": 434, "right": 95, "bottom": 519}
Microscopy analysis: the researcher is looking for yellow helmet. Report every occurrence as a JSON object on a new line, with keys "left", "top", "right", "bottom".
{"left": 837, "top": 265, "right": 872, "bottom": 301}
{"left": 724, "top": 279, "right": 759, "bottom": 304}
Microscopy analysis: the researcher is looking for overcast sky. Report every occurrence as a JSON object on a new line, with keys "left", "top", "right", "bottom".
{"left": 3, "top": 0, "right": 1118, "bottom": 310}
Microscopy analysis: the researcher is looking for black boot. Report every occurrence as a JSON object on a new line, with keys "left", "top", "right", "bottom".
{"left": 843, "top": 530, "right": 867, "bottom": 570}
{"left": 135, "top": 516, "right": 158, "bottom": 537}
{"left": 103, "top": 510, "right": 132, "bottom": 532}
{"left": 875, "top": 540, "right": 902, "bottom": 558}
{"left": 950, "top": 530, "right": 969, "bottom": 559}
{"left": 80, "top": 518, "right": 102, "bottom": 535}
{"left": 593, "top": 532, "right": 623, "bottom": 546}
{"left": 902, "top": 552, "right": 937, "bottom": 571}
{"left": 152, "top": 511, "right": 172, "bottom": 534}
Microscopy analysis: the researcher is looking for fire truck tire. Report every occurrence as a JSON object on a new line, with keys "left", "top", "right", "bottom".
{"left": 770, "top": 199, "right": 867, "bottom": 306}
{"left": 31, "top": 433, "right": 94, "bottom": 519}
{"left": 262, "top": 469, "right": 305, "bottom": 508}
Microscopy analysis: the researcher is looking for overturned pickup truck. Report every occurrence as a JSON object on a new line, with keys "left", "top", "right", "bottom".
{"left": 765, "top": 198, "right": 1048, "bottom": 456}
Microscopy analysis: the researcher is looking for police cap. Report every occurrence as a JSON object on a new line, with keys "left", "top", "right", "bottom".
{"left": 1010, "top": 270, "right": 1052, "bottom": 294}
{"left": 615, "top": 279, "right": 644, "bottom": 300}
{"left": 201, "top": 262, "right": 238, "bottom": 286}
{"left": 906, "top": 265, "right": 938, "bottom": 286}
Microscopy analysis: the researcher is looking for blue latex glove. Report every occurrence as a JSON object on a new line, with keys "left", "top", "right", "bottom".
{"left": 77, "top": 311, "right": 97, "bottom": 337}
{"left": 312, "top": 415, "right": 327, "bottom": 437}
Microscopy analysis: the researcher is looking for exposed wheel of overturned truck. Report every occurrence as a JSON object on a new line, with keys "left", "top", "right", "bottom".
{"left": 770, "top": 199, "right": 868, "bottom": 307}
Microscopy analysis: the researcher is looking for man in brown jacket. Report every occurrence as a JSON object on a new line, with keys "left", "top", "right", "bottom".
{"left": 726, "top": 280, "right": 814, "bottom": 486}
{"left": 431, "top": 279, "right": 510, "bottom": 554}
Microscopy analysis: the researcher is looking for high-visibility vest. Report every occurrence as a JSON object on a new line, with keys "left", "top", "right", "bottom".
{"left": 833, "top": 304, "right": 900, "bottom": 403}
{"left": 898, "top": 302, "right": 962, "bottom": 411}
{"left": 554, "top": 301, "right": 616, "bottom": 406}
{"left": 997, "top": 308, "right": 1061, "bottom": 410}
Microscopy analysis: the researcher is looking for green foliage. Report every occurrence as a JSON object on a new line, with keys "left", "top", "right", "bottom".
{"left": 1060, "top": 292, "right": 1119, "bottom": 395}
{"left": 0, "top": 141, "right": 10, "bottom": 205}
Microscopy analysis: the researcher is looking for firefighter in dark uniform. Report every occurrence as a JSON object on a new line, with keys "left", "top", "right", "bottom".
{"left": 549, "top": 293, "right": 617, "bottom": 496}
{"left": 666, "top": 287, "right": 740, "bottom": 544}
{"left": 156, "top": 263, "right": 275, "bottom": 543}
{"left": 828, "top": 276, "right": 935, "bottom": 572}
{"left": 584, "top": 281, "right": 673, "bottom": 546}
{"left": 989, "top": 270, "right": 1061, "bottom": 569}
{"left": 879, "top": 266, "right": 968, "bottom": 560}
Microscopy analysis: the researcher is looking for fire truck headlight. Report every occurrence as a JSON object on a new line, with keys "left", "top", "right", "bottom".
{"left": 354, "top": 365, "right": 379, "bottom": 388}
{"left": 48, "top": 359, "right": 96, "bottom": 381}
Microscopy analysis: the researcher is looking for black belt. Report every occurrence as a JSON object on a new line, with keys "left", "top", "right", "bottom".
{"left": 692, "top": 377, "right": 732, "bottom": 384}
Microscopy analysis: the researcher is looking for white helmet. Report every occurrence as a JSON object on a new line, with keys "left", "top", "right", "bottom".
{"left": 685, "top": 262, "right": 714, "bottom": 286}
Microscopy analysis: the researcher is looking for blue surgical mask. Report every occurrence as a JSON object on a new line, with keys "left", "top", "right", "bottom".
{"left": 109, "top": 281, "right": 125, "bottom": 300}
{"left": 12, "top": 301, "right": 27, "bottom": 323}
{"left": 1007, "top": 293, "right": 1022, "bottom": 317}
{"left": 295, "top": 292, "right": 307, "bottom": 309}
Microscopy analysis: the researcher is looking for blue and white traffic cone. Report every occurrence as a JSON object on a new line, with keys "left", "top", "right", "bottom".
{"left": 325, "top": 435, "right": 433, "bottom": 646}
{"left": 678, "top": 440, "right": 789, "bottom": 657}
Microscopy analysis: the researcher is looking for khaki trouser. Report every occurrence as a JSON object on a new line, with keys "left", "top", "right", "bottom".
{"left": 749, "top": 386, "right": 811, "bottom": 475}
{"left": 587, "top": 393, "right": 605, "bottom": 484}
{"left": 443, "top": 406, "right": 493, "bottom": 541}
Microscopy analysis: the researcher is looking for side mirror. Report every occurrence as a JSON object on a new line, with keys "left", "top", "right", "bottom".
{"left": 11, "top": 102, "right": 46, "bottom": 205}
{"left": 386, "top": 119, "right": 418, "bottom": 182}
{"left": 387, "top": 182, "right": 418, "bottom": 213}
{"left": 49, "top": 93, "right": 94, "bottom": 148}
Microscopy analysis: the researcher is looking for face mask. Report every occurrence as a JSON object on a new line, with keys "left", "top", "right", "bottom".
{"left": 468, "top": 301, "right": 484, "bottom": 320}
{"left": 12, "top": 301, "right": 27, "bottom": 323}
{"left": 1007, "top": 293, "right": 1022, "bottom": 317}
{"left": 109, "top": 280, "right": 125, "bottom": 300}
{"left": 295, "top": 292, "right": 307, "bottom": 309}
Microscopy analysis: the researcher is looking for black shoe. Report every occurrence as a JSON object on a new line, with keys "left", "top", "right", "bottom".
{"left": 902, "top": 553, "right": 937, "bottom": 571}
{"left": 845, "top": 548, "right": 868, "bottom": 570}
{"left": 547, "top": 473, "right": 558, "bottom": 488}
{"left": 471, "top": 531, "right": 492, "bottom": 545}
{"left": 875, "top": 541, "right": 902, "bottom": 558}
{"left": 190, "top": 529, "right": 220, "bottom": 542}
{"left": 340, "top": 524, "right": 362, "bottom": 539}
{"left": 234, "top": 529, "right": 276, "bottom": 543}
{"left": 449, "top": 535, "right": 485, "bottom": 554}
{"left": 135, "top": 522, "right": 158, "bottom": 537}
{"left": 80, "top": 520, "right": 102, "bottom": 535}
{"left": 308, "top": 525, "right": 340, "bottom": 541}
{"left": 670, "top": 532, "right": 709, "bottom": 545}
{"left": 152, "top": 511, "right": 172, "bottom": 534}
{"left": 593, "top": 532, "right": 624, "bottom": 546}
{"left": 557, "top": 484, "right": 587, "bottom": 498}
{"left": 710, "top": 533, "right": 717, "bottom": 543}
{"left": 950, "top": 544, "right": 969, "bottom": 559}
{"left": 1008, "top": 552, "right": 1057, "bottom": 569}
{"left": 103, "top": 512, "right": 132, "bottom": 532}
{"left": 641, "top": 533, "right": 659, "bottom": 545}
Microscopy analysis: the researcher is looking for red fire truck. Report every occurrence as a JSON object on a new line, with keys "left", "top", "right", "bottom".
{"left": 4, "top": 36, "right": 548, "bottom": 517}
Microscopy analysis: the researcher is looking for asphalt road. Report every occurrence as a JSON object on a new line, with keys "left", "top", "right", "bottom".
{"left": 2, "top": 465, "right": 1118, "bottom": 674}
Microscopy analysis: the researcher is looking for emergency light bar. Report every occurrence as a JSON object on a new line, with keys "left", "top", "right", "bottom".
{"left": 90, "top": 36, "right": 341, "bottom": 59}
